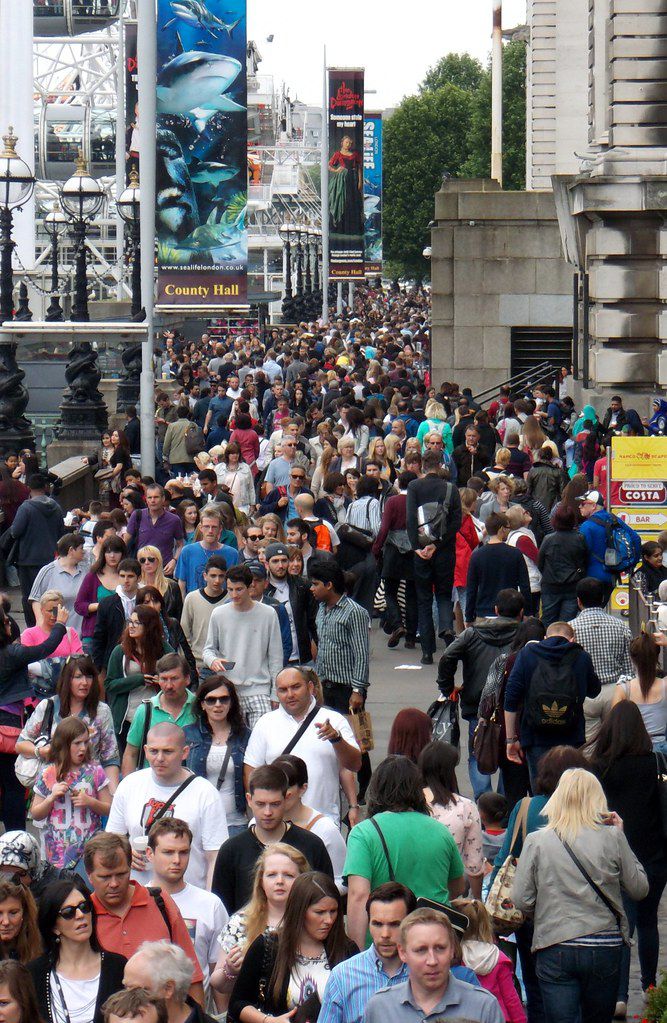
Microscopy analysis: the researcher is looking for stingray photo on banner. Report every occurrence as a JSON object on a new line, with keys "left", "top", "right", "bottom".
{"left": 328, "top": 67, "right": 365, "bottom": 280}
{"left": 155, "top": 0, "right": 247, "bottom": 306}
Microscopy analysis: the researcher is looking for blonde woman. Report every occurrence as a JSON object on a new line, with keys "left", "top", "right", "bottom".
{"left": 367, "top": 436, "right": 396, "bottom": 482}
{"left": 310, "top": 439, "right": 337, "bottom": 499}
{"left": 258, "top": 513, "right": 285, "bottom": 543}
{"left": 512, "top": 769, "right": 648, "bottom": 1023}
{"left": 417, "top": 400, "right": 453, "bottom": 454}
{"left": 137, "top": 545, "right": 183, "bottom": 620}
{"left": 384, "top": 432, "right": 402, "bottom": 466}
{"left": 330, "top": 435, "right": 361, "bottom": 475}
{"left": 210, "top": 843, "right": 308, "bottom": 1010}
{"left": 478, "top": 474, "right": 516, "bottom": 524}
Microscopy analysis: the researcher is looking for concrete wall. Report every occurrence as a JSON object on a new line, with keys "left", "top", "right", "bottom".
{"left": 431, "top": 179, "right": 573, "bottom": 392}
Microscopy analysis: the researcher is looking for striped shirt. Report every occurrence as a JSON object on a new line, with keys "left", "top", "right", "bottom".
{"left": 345, "top": 496, "right": 382, "bottom": 537}
{"left": 315, "top": 595, "right": 370, "bottom": 691}
{"left": 319, "top": 946, "right": 408, "bottom": 1023}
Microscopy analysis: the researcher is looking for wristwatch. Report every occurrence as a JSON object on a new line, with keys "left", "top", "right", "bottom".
{"left": 329, "top": 731, "right": 342, "bottom": 744}
{"left": 351, "top": 687, "right": 364, "bottom": 696}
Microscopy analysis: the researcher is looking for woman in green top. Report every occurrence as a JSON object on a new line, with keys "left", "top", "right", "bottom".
{"left": 343, "top": 755, "right": 465, "bottom": 950}
{"left": 104, "top": 605, "right": 173, "bottom": 747}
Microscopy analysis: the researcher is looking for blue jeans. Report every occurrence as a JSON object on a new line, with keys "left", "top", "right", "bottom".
{"left": 516, "top": 920, "right": 545, "bottom": 1023}
{"left": 536, "top": 942, "right": 622, "bottom": 1023}
{"left": 525, "top": 745, "right": 553, "bottom": 791}
{"left": 467, "top": 719, "right": 492, "bottom": 799}
{"left": 227, "top": 823, "right": 248, "bottom": 838}
{"left": 540, "top": 590, "right": 579, "bottom": 627}
{"left": 618, "top": 866, "right": 667, "bottom": 1000}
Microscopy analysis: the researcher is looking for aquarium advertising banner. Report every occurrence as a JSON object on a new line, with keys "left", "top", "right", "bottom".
{"left": 328, "top": 68, "right": 365, "bottom": 280}
{"left": 155, "top": 0, "right": 247, "bottom": 306}
{"left": 363, "top": 112, "right": 382, "bottom": 275}
{"left": 125, "top": 23, "right": 138, "bottom": 181}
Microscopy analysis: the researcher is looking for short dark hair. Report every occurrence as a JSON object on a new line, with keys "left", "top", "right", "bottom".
{"left": 552, "top": 505, "right": 576, "bottom": 531}
{"left": 486, "top": 512, "right": 509, "bottom": 537}
{"left": 422, "top": 450, "right": 442, "bottom": 473}
{"left": 204, "top": 555, "right": 228, "bottom": 573}
{"left": 495, "top": 588, "right": 525, "bottom": 618}
{"left": 156, "top": 652, "right": 189, "bottom": 676}
{"left": 118, "top": 558, "right": 141, "bottom": 576}
{"left": 357, "top": 475, "right": 379, "bottom": 498}
{"left": 272, "top": 753, "right": 308, "bottom": 787}
{"left": 366, "top": 755, "right": 429, "bottom": 817}
{"left": 198, "top": 469, "right": 217, "bottom": 484}
{"left": 248, "top": 764, "right": 288, "bottom": 796}
{"left": 366, "top": 881, "right": 417, "bottom": 917}
{"left": 102, "top": 988, "right": 168, "bottom": 1023}
{"left": 398, "top": 470, "right": 418, "bottom": 488}
{"left": 147, "top": 817, "right": 193, "bottom": 850}
{"left": 308, "top": 559, "right": 345, "bottom": 593}
{"left": 28, "top": 473, "right": 48, "bottom": 491}
{"left": 57, "top": 532, "right": 85, "bottom": 556}
{"left": 225, "top": 564, "right": 253, "bottom": 587}
{"left": 476, "top": 791, "right": 508, "bottom": 826}
{"left": 533, "top": 745, "right": 589, "bottom": 796}
{"left": 286, "top": 517, "right": 310, "bottom": 536}
{"left": 576, "top": 576, "right": 606, "bottom": 608}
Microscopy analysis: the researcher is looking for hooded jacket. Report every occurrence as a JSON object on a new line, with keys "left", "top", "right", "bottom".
{"left": 461, "top": 941, "right": 527, "bottom": 1023}
{"left": 8, "top": 495, "right": 65, "bottom": 566}
{"left": 438, "top": 617, "right": 521, "bottom": 719}
{"left": 504, "top": 636, "right": 601, "bottom": 748}
{"left": 649, "top": 399, "right": 667, "bottom": 436}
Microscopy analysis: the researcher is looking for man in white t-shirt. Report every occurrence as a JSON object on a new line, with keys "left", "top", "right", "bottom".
{"left": 243, "top": 666, "right": 361, "bottom": 826}
{"left": 106, "top": 722, "right": 228, "bottom": 890}
{"left": 146, "top": 817, "right": 228, "bottom": 1004}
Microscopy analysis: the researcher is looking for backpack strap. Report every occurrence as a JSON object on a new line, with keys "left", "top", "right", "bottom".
{"left": 146, "top": 886, "right": 174, "bottom": 941}
{"left": 304, "top": 813, "right": 325, "bottom": 832}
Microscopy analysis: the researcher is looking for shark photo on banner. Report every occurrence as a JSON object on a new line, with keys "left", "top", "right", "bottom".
{"left": 155, "top": 0, "right": 247, "bottom": 306}
{"left": 363, "top": 112, "right": 382, "bottom": 276}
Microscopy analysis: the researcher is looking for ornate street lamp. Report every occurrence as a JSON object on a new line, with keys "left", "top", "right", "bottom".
{"left": 0, "top": 127, "right": 35, "bottom": 323}
{"left": 279, "top": 221, "right": 295, "bottom": 323}
{"left": 44, "top": 202, "right": 67, "bottom": 321}
{"left": 116, "top": 167, "right": 142, "bottom": 317}
{"left": 59, "top": 150, "right": 104, "bottom": 322}
{"left": 312, "top": 226, "right": 322, "bottom": 317}
{"left": 293, "top": 224, "right": 305, "bottom": 322}
{"left": 303, "top": 224, "right": 314, "bottom": 318}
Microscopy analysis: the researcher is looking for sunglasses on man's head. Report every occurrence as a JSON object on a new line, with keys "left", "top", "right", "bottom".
{"left": 58, "top": 899, "right": 93, "bottom": 920}
{"left": 139, "top": 557, "right": 157, "bottom": 564}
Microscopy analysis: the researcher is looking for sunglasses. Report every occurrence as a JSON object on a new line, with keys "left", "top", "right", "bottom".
{"left": 291, "top": 474, "right": 305, "bottom": 480}
{"left": 58, "top": 899, "right": 93, "bottom": 920}
{"left": 139, "top": 557, "right": 157, "bottom": 564}
{"left": 204, "top": 695, "right": 231, "bottom": 706}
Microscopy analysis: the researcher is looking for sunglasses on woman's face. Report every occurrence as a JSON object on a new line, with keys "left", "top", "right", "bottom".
{"left": 204, "top": 695, "right": 231, "bottom": 706}
{"left": 58, "top": 899, "right": 93, "bottom": 920}
{"left": 139, "top": 557, "right": 157, "bottom": 564}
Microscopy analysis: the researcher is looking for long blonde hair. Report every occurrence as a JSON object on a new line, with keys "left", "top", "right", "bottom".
{"left": 544, "top": 768, "right": 608, "bottom": 843}
{"left": 137, "top": 545, "right": 169, "bottom": 597}
{"left": 242, "top": 843, "right": 309, "bottom": 948}
{"left": 384, "top": 433, "right": 402, "bottom": 463}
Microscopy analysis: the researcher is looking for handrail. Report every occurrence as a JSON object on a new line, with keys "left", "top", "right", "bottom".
{"left": 472, "top": 361, "right": 559, "bottom": 404}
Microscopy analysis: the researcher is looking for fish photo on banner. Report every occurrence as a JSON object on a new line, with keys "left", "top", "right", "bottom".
{"left": 155, "top": 0, "right": 247, "bottom": 305}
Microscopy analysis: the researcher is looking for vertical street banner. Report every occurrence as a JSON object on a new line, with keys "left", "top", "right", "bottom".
{"left": 363, "top": 112, "right": 382, "bottom": 275}
{"left": 124, "top": 22, "right": 138, "bottom": 182}
{"left": 155, "top": 0, "right": 247, "bottom": 307}
{"left": 328, "top": 68, "right": 365, "bottom": 280}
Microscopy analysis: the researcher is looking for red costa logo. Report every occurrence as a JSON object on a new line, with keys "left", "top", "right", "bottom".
{"left": 618, "top": 481, "right": 667, "bottom": 504}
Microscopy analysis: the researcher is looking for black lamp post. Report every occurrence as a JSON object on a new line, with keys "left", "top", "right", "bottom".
{"left": 116, "top": 167, "right": 142, "bottom": 317}
{"left": 293, "top": 224, "right": 305, "bottom": 322}
{"left": 0, "top": 127, "right": 35, "bottom": 324}
{"left": 279, "top": 221, "right": 295, "bottom": 323}
{"left": 303, "top": 224, "right": 314, "bottom": 317}
{"left": 59, "top": 151, "right": 105, "bottom": 322}
{"left": 44, "top": 202, "right": 67, "bottom": 322}
{"left": 312, "top": 226, "right": 321, "bottom": 317}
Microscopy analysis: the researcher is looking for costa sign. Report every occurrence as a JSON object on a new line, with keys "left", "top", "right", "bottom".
{"left": 617, "top": 480, "right": 667, "bottom": 504}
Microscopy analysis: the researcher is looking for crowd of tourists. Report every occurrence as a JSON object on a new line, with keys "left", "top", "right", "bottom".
{"left": 0, "top": 282, "right": 662, "bottom": 1023}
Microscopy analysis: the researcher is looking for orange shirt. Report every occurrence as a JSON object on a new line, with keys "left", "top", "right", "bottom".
{"left": 91, "top": 882, "right": 204, "bottom": 982}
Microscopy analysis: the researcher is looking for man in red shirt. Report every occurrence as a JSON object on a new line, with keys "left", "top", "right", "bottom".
{"left": 84, "top": 833, "right": 204, "bottom": 1006}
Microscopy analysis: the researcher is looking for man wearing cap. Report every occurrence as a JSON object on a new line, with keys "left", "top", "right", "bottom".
{"left": 0, "top": 830, "right": 73, "bottom": 900}
{"left": 577, "top": 489, "right": 617, "bottom": 604}
{"left": 265, "top": 542, "right": 318, "bottom": 668}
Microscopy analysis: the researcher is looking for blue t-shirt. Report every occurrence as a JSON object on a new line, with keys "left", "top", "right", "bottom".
{"left": 208, "top": 395, "right": 231, "bottom": 427}
{"left": 174, "top": 542, "right": 239, "bottom": 594}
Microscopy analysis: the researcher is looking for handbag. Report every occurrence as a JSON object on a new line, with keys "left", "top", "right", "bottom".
{"left": 338, "top": 502, "right": 374, "bottom": 551}
{"left": 15, "top": 698, "right": 55, "bottom": 788}
{"left": 485, "top": 797, "right": 529, "bottom": 933}
{"left": 655, "top": 751, "right": 667, "bottom": 840}
{"left": 0, "top": 725, "right": 21, "bottom": 756}
{"left": 473, "top": 707, "right": 502, "bottom": 775}
{"left": 426, "top": 691, "right": 460, "bottom": 748}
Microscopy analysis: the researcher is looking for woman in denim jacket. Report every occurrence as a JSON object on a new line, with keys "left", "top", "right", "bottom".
{"left": 185, "top": 675, "right": 250, "bottom": 836}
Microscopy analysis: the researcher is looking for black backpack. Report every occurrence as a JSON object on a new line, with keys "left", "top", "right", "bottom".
{"left": 524, "top": 646, "right": 582, "bottom": 732}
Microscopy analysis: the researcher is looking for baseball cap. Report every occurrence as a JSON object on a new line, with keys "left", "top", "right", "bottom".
{"left": 246, "top": 560, "right": 267, "bottom": 580}
{"left": 576, "top": 490, "right": 602, "bottom": 504}
{"left": 265, "top": 542, "right": 289, "bottom": 560}
{"left": 0, "top": 831, "right": 41, "bottom": 876}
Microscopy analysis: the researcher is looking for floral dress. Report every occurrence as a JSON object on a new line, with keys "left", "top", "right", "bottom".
{"left": 33, "top": 763, "right": 108, "bottom": 869}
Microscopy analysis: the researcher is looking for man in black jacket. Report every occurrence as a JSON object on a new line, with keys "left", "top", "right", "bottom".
{"left": 601, "top": 395, "right": 627, "bottom": 445}
{"left": 91, "top": 559, "right": 141, "bottom": 670}
{"left": 406, "top": 451, "right": 462, "bottom": 665}
{"left": 438, "top": 588, "right": 524, "bottom": 799}
{"left": 4, "top": 474, "right": 65, "bottom": 626}
{"left": 265, "top": 543, "right": 317, "bottom": 663}
{"left": 451, "top": 427, "right": 492, "bottom": 487}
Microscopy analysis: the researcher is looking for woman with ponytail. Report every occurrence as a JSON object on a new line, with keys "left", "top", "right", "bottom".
{"left": 612, "top": 631, "right": 667, "bottom": 749}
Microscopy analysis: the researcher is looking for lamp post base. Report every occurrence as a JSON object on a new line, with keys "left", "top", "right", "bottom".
{"left": 58, "top": 339, "right": 108, "bottom": 441}
{"left": 0, "top": 336, "right": 34, "bottom": 455}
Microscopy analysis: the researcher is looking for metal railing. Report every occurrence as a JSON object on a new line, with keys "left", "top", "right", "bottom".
{"left": 32, "top": 415, "right": 60, "bottom": 459}
{"left": 472, "top": 361, "right": 560, "bottom": 404}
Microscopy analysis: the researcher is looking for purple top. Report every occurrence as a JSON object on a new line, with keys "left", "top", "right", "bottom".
{"left": 74, "top": 572, "right": 104, "bottom": 639}
{"left": 127, "top": 508, "right": 185, "bottom": 565}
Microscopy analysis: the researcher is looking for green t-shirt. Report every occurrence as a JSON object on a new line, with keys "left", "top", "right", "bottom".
{"left": 343, "top": 810, "right": 464, "bottom": 905}
{"left": 126, "top": 690, "right": 197, "bottom": 747}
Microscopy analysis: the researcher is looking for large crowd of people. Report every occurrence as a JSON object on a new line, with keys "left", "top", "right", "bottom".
{"left": 0, "top": 282, "right": 662, "bottom": 1023}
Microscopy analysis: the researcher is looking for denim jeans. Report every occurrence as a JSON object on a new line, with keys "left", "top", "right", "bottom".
{"left": 540, "top": 590, "right": 579, "bottom": 627}
{"left": 516, "top": 920, "right": 545, "bottom": 1023}
{"left": 536, "top": 942, "right": 622, "bottom": 1023}
{"left": 525, "top": 745, "right": 553, "bottom": 791}
{"left": 618, "top": 865, "right": 667, "bottom": 1000}
{"left": 467, "top": 718, "right": 492, "bottom": 799}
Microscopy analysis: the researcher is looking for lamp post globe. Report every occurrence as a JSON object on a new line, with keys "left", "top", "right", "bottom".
{"left": 0, "top": 127, "right": 35, "bottom": 323}
{"left": 44, "top": 202, "right": 67, "bottom": 322}
{"left": 60, "top": 151, "right": 105, "bottom": 322}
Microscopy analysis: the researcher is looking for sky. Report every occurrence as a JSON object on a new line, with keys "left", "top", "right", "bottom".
{"left": 247, "top": 0, "right": 528, "bottom": 109}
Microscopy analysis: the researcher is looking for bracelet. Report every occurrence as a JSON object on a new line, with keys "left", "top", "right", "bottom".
{"left": 329, "top": 732, "right": 342, "bottom": 744}
{"left": 348, "top": 804, "right": 359, "bottom": 809}
{"left": 505, "top": 738, "right": 518, "bottom": 743}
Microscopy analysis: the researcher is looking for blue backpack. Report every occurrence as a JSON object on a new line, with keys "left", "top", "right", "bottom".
{"left": 591, "top": 512, "right": 642, "bottom": 575}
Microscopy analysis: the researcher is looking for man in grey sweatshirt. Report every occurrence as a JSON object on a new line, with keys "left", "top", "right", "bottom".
{"left": 203, "top": 563, "right": 284, "bottom": 728}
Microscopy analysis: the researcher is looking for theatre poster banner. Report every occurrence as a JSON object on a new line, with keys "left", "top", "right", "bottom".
{"left": 363, "top": 112, "right": 382, "bottom": 275}
{"left": 155, "top": 0, "right": 247, "bottom": 306}
{"left": 328, "top": 68, "right": 365, "bottom": 280}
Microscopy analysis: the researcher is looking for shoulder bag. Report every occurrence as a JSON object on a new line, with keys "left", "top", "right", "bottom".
{"left": 143, "top": 773, "right": 196, "bottom": 835}
{"left": 338, "top": 501, "right": 374, "bottom": 551}
{"left": 15, "top": 699, "right": 55, "bottom": 788}
{"left": 281, "top": 705, "right": 319, "bottom": 756}
{"left": 137, "top": 699, "right": 153, "bottom": 771}
{"left": 485, "top": 797, "right": 529, "bottom": 933}
{"left": 559, "top": 837, "right": 623, "bottom": 931}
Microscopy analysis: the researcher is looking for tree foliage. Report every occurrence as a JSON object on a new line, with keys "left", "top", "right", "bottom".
{"left": 383, "top": 40, "right": 527, "bottom": 279}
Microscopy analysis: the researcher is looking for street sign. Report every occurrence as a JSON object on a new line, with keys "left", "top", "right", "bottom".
{"left": 615, "top": 508, "right": 667, "bottom": 529}
{"left": 611, "top": 438, "right": 667, "bottom": 481}
{"left": 617, "top": 481, "right": 667, "bottom": 505}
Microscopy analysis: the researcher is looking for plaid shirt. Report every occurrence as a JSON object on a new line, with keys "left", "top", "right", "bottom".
{"left": 570, "top": 607, "right": 632, "bottom": 686}
{"left": 315, "top": 595, "right": 370, "bottom": 691}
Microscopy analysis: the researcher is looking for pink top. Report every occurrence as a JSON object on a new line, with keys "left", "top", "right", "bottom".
{"left": 429, "top": 793, "right": 484, "bottom": 877}
{"left": 21, "top": 626, "right": 83, "bottom": 658}
{"left": 477, "top": 952, "right": 526, "bottom": 1023}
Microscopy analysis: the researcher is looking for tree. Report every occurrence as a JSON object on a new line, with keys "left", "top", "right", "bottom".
{"left": 419, "top": 53, "right": 484, "bottom": 95}
{"left": 461, "top": 39, "right": 526, "bottom": 190}
{"left": 384, "top": 85, "right": 474, "bottom": 279}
